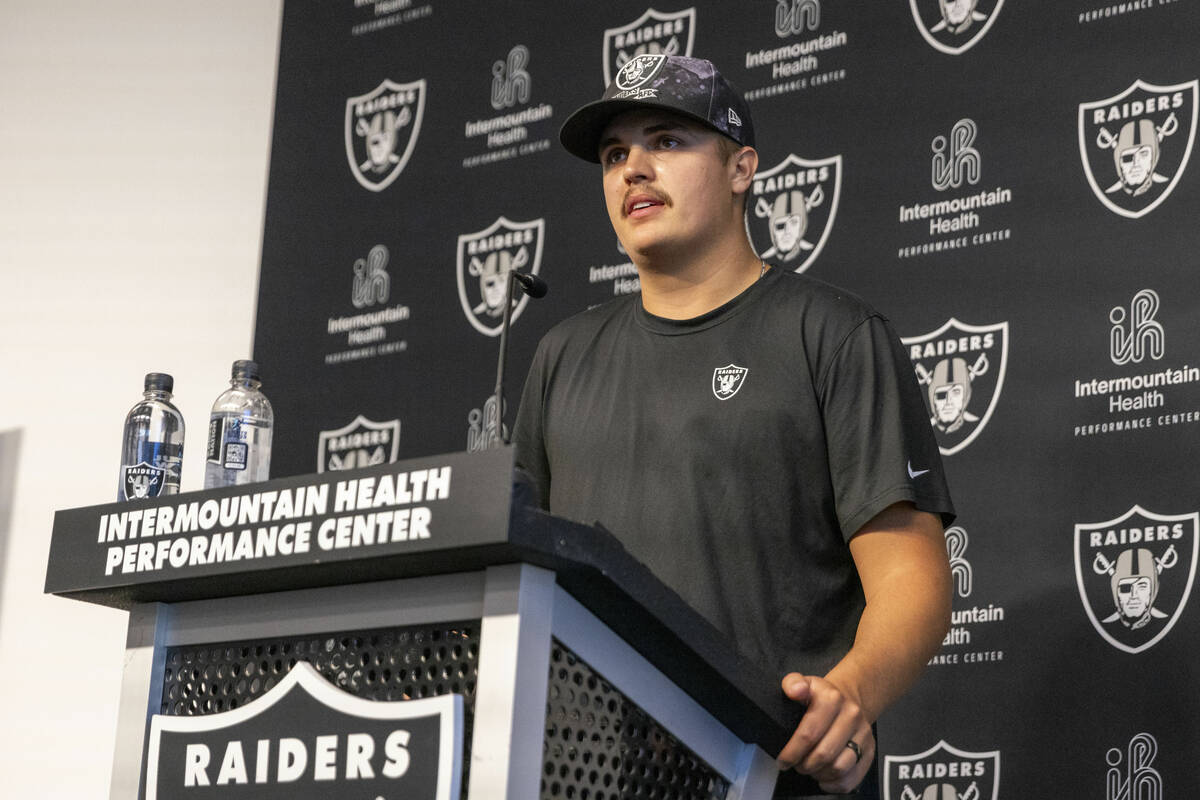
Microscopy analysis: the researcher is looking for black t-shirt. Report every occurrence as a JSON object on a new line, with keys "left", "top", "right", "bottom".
{"left": 514, "top": 267, "right": 954, "bottom": 679}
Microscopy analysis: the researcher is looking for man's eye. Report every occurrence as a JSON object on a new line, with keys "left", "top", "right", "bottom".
{"left": 656, "top": 136, "right": 680, "bottom": 149}
{"left": 603, "top": 149, "right": 626, "bottom": 165}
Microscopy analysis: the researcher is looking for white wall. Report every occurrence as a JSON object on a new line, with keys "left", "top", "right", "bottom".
{"left": 0, "top": 2, "right": 282, "bottom": 794}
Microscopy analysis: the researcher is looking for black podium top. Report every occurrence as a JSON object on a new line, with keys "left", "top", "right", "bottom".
{"left": 46, "top": 446, "right": 811, "bottom": 772}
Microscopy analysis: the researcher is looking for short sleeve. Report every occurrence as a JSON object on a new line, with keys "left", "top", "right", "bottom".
{"left": 818, "top": 315, "right": 956, "bottom": 538}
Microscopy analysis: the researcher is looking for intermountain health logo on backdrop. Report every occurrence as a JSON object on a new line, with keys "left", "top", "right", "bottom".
{"left": 1074, "top": 505, "right": 1197, "bottom": 654}
{"left": 317, "top": 415, "right": 401, "bottom": 473}
{"left": 1078, "top": 79, "right": 1197, "bottom": 218}
{"left": 462, "top": 45, "right": 554, "bottom": 170}
{"left": 467, "top": 394, "right": 505, "bottom": 453}
{"left": 325, "top": 245, "right": 411, "bottom": 366}
{"left": 928, "top": 525, "right": 1006, "bottom": 667}
{"left": 1105, "top": 733, "right": 1164, "bottom": 799}
{"left": 602, "top": 7, "right": 696, "bottom": 86}
{"left": 345, "top": 78, "right": 427, "bottom": 192}
{"left": 884, "top": 740, "right": 1000, "bottom": 800}
{"left": 750, "top": 153, "right": 840, "bottom": 273}
{"left": 903, "top": 319, "right": 1008, "bottom": 455}
{"left": 897, "top": 119, "right": 1013, "bottom": 259}
{"left": 457, "top": 216, "right": 545, "bottom": 337}
{"left": 1071, "top": 289, "right": 1200, "bottom": 438}
{"left": 909, "top": 0, "right": 1004, "bottom": 55}
{"left": 349, "top": 0, "right": 434, "bottom": 37}
{"left": 585, "top": 240, "right": 639, "bottom": 302}
{"left": 742, "top": 2, "right": 849, "bottom": 102}
{"left": 145, "top": 661, "right": 462, "bottom": 799}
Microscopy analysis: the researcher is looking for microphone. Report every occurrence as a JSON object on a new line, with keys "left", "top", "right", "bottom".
{"left": 494, "top": 269, "right": 549, "bottom": 445}
{"left": 511, "top": 270, "right": 548, "bottom": 298}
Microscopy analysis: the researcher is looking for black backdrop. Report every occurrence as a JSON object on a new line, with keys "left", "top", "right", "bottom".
{"left": 253, "top": 1, "right": 1200, "bottom": 796}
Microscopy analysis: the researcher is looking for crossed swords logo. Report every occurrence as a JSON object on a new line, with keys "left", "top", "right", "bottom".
{"left": 1094, "top": 112, "right": 1178, "bottom": 194}
{"left": 902, "top": 782, "right": 981, "bottom": 800}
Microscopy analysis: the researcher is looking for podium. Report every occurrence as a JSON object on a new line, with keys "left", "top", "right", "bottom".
{"left": 46, "top": 447, "right": 818, "bottom": 799}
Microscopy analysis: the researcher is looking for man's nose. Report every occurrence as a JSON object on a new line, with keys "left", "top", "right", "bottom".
{"left": 623, "top": 145, "right": 654, "bottom": 182}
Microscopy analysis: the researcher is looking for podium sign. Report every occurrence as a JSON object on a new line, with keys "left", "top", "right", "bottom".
{"left": 45, "top": 448, "right": 515, "bottom": 606}
{"left": 146, "top": 662, "right": 463, "bottom": 800}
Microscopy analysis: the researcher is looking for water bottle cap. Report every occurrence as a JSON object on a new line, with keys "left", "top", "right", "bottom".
{"left": 232, "top": 359, "right": 261, "bottom": 382}
{"left": 144, "top": 372, "right": 174, "bottom": 393}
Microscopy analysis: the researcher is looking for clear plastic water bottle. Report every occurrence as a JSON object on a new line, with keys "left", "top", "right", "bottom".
{"left": 118, "top": 372, "right": 185, "bottom": 501}
{"left": 204, "top": 359, "right": 273, "bottom": 488}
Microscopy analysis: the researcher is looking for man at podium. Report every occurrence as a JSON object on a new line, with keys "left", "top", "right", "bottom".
{"left": 514, "top": 55, "right": 955, "bottom": 798}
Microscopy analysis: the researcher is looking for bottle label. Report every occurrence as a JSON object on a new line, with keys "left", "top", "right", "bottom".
{"left": 121, "top": 461, "right": 167, "bottom": 500}
{"left": 222, "top": 441, "right": 248, "bottom": 470}
{"left": 206, "top": 417, "right": 224, "bottom": 464}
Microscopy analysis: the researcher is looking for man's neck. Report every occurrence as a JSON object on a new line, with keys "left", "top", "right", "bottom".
{"left": 633, "top": 236, "right": 765, "bottom": 320}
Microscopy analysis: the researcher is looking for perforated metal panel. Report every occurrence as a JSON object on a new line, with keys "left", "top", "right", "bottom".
{"left": 542, "top": 641, "right": 730, "bottom": 800}
{"left": 159, "top": 621, "right": 479, "bottom": 794}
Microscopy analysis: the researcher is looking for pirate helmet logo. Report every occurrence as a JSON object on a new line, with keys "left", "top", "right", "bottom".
{"left": 344, "top": 78, "right": 427, "bottom": 192}
{"left": 749, "top": 153, "right": 841, "bottom": 274}
{"left": 1078, "top": 78, "right": 1198, "bottom": 218}
{"left": 603, "top": 7, "right": 696, "bottom": 87}
{"left": 909, "top": 0, "right": 1004, "bottom": 55}
{"left": 1074, "top": 505, "right": 1198, "bottom": 654}
{"left": 903, "top": 319, "right": 1008, "bottom": 456}
{"left": 456, "top": 216, "right": 545, "bottom": 337}
{"left": 122, "top": 461, "right": 167, "bottom": 500}
{"left": 712, "top": 364, "right": 749, "bottom": 400}
{"left": 884, "top": 740, "right": 1000, "bottom": 800}
{"left": 316, "top": 415, "right": 401, "bottom": 474}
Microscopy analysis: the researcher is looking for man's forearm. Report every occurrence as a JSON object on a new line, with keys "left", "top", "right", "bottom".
{"left": 829, "top": 503, "right": 952, "bottom": 722}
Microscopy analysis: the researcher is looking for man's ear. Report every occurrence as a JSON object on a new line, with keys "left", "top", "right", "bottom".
{"left": 730, "top": 146, "right": 758, "bottom": 197}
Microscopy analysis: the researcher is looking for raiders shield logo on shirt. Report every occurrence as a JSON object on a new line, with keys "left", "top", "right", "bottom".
{"left": 1074, "top": 505, "right": 1198, "bottom": 654}
{"left": 1077, "top": 78, "right": 1198, "bottom": 219}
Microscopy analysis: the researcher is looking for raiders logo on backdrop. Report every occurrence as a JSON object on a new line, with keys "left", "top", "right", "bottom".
{"left": 1078, "top": 79, "right": 1197, "bottom": 218}
{"left": 1105, "top": 733, "right": 1164, "bottom": 799}
{"left": 909, "top": 0, "right": 1004, "bottom": 55}
{"left": 122, "top": 462, "right": 166, "bottom": 500}
{"left": 344, "top": 78, "right": 427, "bottom": 192}
{"left": 749, "top": 153, "right": 841, "bottom": 274}
{"left": 317, "top": 415, "right": 401, "bottom": 473}
{"left": 1074, "top": 505, "right": 1198, "bottom": 654}
{"left": 903, "top": 319, "right": 1008, "bottom": 456}
{"left": 456, "top": 216, "right": 545, "bottom": 337}
{"left": 712, "top": 364, "right": 749, "bottom": 400}
{"left": 603, "top": 7, "right": 696, "bottom": 86}
{"left": 884, "top": 740, "right": 1000, "bottom": 800}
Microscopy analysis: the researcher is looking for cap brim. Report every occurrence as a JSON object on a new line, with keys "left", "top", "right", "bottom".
{"left": 558, "top": 97, "right": 734, "bottom": 164}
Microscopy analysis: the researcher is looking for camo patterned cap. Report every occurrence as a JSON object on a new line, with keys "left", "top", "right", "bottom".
{"left": 559, "top": 55, "right": 755, "bottom": 163}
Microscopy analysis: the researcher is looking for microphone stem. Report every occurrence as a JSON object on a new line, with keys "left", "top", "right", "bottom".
{"left": 493, "top": 270, "right": 519, "bottom": 445}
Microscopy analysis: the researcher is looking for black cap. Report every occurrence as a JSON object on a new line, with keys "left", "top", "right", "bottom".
{"left": 560, "top": 55, "right": 755, "bottom": 163}
{"left": 144, "top": 372, "right": 174, "bottom": 393}
{"left": 232, "top": 359, "right": 260, "bottom": 381}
